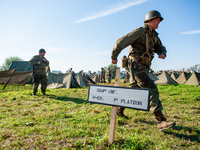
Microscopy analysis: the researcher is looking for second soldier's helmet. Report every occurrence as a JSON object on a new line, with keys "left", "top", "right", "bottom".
{"left": 144, "top": 10, "right": 163, "bottom": 23}
{"left": 39, "top": 48, "right": 46, "bottom": 53}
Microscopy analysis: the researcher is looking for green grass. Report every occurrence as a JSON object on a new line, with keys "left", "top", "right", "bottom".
{"left": 0, "top": 81, "right": 199, "bottom": 149}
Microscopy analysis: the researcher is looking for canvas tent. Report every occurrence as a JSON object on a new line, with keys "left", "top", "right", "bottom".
{"left": 0, "top": 69, "right": 32, "bottom": 85}
{"left": 170, "top": 72, "right": 180, "bottom": 81}
{"left": 89, "top": 74, "right": 101, "bottom": 83}
{"left": 149, "top": 71, "right": 177, "bottom": 84}
{"left": 176, "top": 72, "right": 191, "bottom": 84}
{"left": 185, "top": 71, "right": 200, "bottom": 85}
{"left": 46, "top": 72, "right": 94, "bottom": 89}
{"left": 9, "top": 61, "right": 33, "bottom": 72}
{"left": 84, "top": 74, "right": 96, "bottom": 84}
{"left": 9, "top": 61, "right": 51, "bottom": 73}
{"left": 76, "top": 73, "right": 91, "bottom": 87}
{"left": 47, "top": 72, "right": 77, "bottom": 89}
{"left": 149, "top": 72, "right": 162, "bottom": 82}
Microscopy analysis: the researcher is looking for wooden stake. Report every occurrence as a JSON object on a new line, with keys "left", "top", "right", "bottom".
{"left": 108, "top": 69, "right": 120, "bottom": 144}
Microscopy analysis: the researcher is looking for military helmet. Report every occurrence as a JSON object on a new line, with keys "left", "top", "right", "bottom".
{"left": 39, "top": 48, "right": 46, "bottom": 53}
{"left": 144, "top": 10, "right": 163, "bottom": 23}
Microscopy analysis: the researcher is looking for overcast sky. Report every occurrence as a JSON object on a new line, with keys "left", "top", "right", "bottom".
{"left": 0, "top": 0, "right": 200, "bottom": 73}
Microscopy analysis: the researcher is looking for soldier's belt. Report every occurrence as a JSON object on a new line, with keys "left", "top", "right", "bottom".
{"left": 129, "top": 55, "right": 151, "bottom": 69}
{"left": 129, "top": 56, "right": 142, "bottom": 70}
{"left": 35, "top": 70, "right": 46, "bottom": 73}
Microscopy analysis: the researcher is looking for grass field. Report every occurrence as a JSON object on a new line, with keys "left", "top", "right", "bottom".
{"left": 0, "top": 81, "right": 200, "bottom": 149}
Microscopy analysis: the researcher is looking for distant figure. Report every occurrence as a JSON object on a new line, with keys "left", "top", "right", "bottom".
{"left": 111, "top": 10, "right": 175, "bottom": 131}
{"left": 69, "top": 68, "right": 73, "bottom": 73}
{"left": 100, "top": 67, "right": 106, "bottom": 83}
{"left": 123, "top": 68, "right": 130, "bottom": 83}
{"left": 79, "top": 70, "right": 85, "bottom": 77}
{"left": 79, "top": 70, "right": 83, "bottom": 75}
{"left": 107, "top": 68, "right": 112, "bottom": 83}
{"left": 29, "top": 48, "right": 49, "bottom": 96}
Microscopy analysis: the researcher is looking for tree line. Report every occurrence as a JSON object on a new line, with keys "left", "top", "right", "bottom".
{"left": 0, "top": 56, "right": 23, "bottom": 71}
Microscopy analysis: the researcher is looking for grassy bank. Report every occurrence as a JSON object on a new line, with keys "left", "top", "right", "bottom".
{"left": 0, "top": 82, "right": 199, "bottom": 149}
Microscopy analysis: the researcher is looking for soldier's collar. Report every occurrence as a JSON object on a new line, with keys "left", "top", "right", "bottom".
{"left": 143, "top": 24, "right": 158, "bottom": 36}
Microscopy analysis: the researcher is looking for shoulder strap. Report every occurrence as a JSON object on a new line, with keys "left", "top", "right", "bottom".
{"left": 140, "top": 32, "right": 152, "bottom": 61}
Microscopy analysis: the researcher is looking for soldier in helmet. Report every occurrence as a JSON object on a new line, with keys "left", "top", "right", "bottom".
{"left": 111, "top": 10, "right": 176, "bottom": 131}
{"left": 100, "top": 67, "right": 106, "bottom": 83}
{"left": 29, "top": 48, "right": 49, "bottom": 96}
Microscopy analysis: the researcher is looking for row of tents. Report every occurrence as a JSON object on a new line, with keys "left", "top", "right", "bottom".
{"left": 0, "top": 61, "right": 101, "bottom": 89}
{"left": 0, "top": 61, "right": 200, "bottom": 89}
{"left": 149, "top": 71, "right": 200, "bottom": 85}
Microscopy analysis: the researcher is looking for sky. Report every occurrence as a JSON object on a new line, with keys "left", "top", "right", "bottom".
{"left": 0, "top": 0, "right": 200, "bottom": 73}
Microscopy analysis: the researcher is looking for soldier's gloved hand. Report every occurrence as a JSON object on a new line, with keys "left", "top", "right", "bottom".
{"left": 158, "top": 54, "right": 165, "bottom": 59}
{"left": 112, "top": 59, "right": 118, "bottom": 64}
{"left": 38, "top": 61, "right": 40, "bottom": 64}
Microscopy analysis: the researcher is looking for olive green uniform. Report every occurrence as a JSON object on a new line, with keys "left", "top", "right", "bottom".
{"left": 125, "top": 70, "right": 130, "bottom": 83}
{"left": 111, "top": 24, "right": 166, "bottom": 113}
{"left": 100, "top": 69, "right": 106, "bottom": 83}
{"left": 107, "top": 70, "right": 112, "bottom": 83}
{"left": 29, "top": 55, "right": 49, "bottom": 94}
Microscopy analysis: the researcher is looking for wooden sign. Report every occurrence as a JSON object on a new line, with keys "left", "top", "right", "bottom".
{"left": 87, "top": 85, "right": 150, "bottom": 111}
{"left": 87, "top": 69, "right": 150, "bottom": 144}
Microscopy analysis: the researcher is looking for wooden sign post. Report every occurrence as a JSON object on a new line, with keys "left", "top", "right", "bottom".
{"left": 108, "top": 69, "right": 120, "bottom": 144}
{"left": 87, "top": 69, "right": 150, "bottom": 144}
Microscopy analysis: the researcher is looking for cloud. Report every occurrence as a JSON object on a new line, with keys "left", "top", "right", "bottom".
{"left": 180, "top": 30, "right": 200, "bottom": 35}
{"left": 75, "top": 0, "right": 147, "bottom": 23}
{"left": 9, "top": 38, "right": 24, "bottom": 42}
{"left": 45, "top": 47, "right": 68, "bottom": 53}
{"left": 92, "top": 51, "right": 110, "bottom": 55}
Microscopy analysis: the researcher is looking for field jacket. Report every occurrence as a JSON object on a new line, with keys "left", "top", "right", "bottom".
{"left": 29, "top": 55, "right": 49, "bottom": 74}
{"left": 111, "top": 24, "right": 167, "bottom": 61}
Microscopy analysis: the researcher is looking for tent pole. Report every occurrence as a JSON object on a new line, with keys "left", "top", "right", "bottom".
{"left": 3, "top": 68, "right": 17, "bottom": 90}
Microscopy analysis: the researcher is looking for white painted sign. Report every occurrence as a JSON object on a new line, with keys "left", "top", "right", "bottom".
{"left": 88, "top": 85, "right": 150, "bottom": 111}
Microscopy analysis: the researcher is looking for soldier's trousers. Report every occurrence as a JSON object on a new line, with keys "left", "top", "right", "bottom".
{"left": 100, "top": 76, "right": 105, "bottom": 83}
{"left": 33, "top": 74, "right": 47, "bottom": 94}
{"left": 127, "top": 67, "right": 163, "bottom": 113}
{"left": 107, "top": 76, "right": 111, "bottom": 83}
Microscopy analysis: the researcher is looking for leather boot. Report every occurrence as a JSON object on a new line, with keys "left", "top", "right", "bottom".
{"left": 153, "top": 110, "right": 176, "bottom": 131}
{"left": 117, "top": 107, "right": 127, "bottom": 118}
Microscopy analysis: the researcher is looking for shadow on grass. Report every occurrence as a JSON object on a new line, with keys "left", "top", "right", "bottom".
{"left": 139, "top": 120, "right": 156, "bottom": 125}
{"left": 133, "top": 118, "right": 156, "bottom": 125}
{"left": 164, "top": 125, "right": 200, "bottom": 142}
{"left": 136, "top": 119, "right": 200, "bottom": 142}
{"left": 46, "top": 94, "right": 88, "bottom": 105}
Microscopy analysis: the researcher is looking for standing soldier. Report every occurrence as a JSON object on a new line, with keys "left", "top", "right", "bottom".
{"left": 107, "top": 68, "right": 112, "bottom": 83}
{"left": 102, "top": 68, "right": 106, "bottom": 83}
{"left": 111, "top": 10, "right": 176, "bottom": 131}
{"left": 100, "top": 67, "right": 106, "bottom": 83}
{"left": 29, "top": 48, "right": 49, "bottom": 96}
{"left": 123, "top": 68, "right": 130, "bottom": 83}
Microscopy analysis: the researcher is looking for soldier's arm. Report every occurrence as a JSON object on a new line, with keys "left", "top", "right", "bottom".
{"left": 111, "top": 28, "right": 142, "bottom": 60}
{"left": 29, "top": 56, "right": 38, "bottom": 66}
{"left": 154, "top": 36, "right": 167, "bottom": 57}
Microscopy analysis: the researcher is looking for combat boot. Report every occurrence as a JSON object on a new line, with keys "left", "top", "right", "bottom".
{"left": 117, "top": 107, "right": 128, "bottom": 118}
{"left": 153, "top": 110, "right": 176, "bottom": 131}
